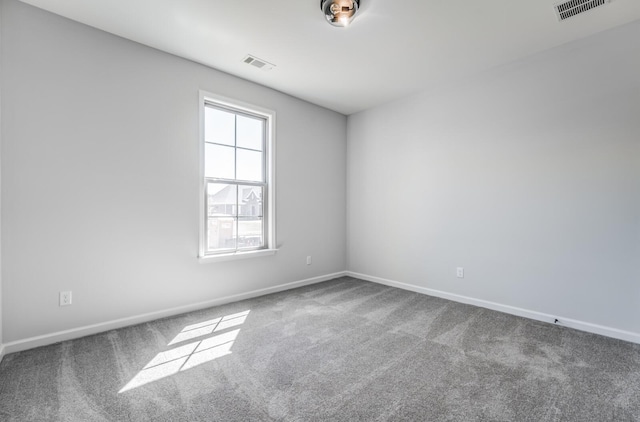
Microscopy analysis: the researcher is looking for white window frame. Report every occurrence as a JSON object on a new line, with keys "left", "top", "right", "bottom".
{"left": 198, "top": 91, "right": 277, "bottom": 263}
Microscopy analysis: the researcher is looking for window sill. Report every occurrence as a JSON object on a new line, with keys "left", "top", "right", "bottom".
{"left": 198, "top": 249, "right": 278, "bottom": 264}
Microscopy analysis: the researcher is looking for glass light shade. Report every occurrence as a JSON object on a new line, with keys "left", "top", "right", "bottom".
{"left": 321, "top": 0, "right": 360, "bottom": 27}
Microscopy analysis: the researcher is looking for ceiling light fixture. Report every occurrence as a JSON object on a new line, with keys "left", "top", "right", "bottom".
{"left": 321, "top": 0, "right": 360, "bottom": 27}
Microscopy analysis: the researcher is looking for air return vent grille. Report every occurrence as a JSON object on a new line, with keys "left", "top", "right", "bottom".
{"left": 243, "top": 55, "right": 275, "bottom": 71}
{"left": 554, "top": 0, "right": 611, "bottom": 21}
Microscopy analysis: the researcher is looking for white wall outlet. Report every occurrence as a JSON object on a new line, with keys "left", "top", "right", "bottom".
{"left": 456, "top": 267, "right": 464, "bottom": 278}
{"left": 60, "top": 291, "right": 72, "bottom": 306}
{"left": 306, "top": 256, "right": 312, "bottom": 265}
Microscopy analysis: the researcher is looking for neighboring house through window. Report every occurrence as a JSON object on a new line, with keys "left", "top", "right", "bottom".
{"left": 199, "top": 92, "right": 276, "bottom": 260}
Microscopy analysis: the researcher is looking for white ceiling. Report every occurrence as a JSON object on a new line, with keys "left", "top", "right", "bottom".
{"left": 19, "top": 0, "right": 640, "bottom": 115}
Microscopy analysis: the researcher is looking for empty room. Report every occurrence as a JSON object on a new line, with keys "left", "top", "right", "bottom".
{"left": 1, "top": 0, "right": 639, "bottom": 420}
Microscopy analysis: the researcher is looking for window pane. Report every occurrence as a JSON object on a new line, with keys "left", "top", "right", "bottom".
{"left": 237, "top": 115, "right": 263, "bottom": 151}
{"left": 207, "top": 217, "right": 236, "bottom": 251}
{"left": 205, "top": 143, "right": 235, "bottom": 179}
{"left": 238, "top": 218, "right": 263, "bottom": 249}
{"left": 207, "top": 183, "right": 236, "bottom": 217}
{"left": 236, "top": 149, "right": 263, "bottom": 182}
{"left": 201, "top": 98, "right": 272, "bottom": 257}
{"left": 238, "top": 186, "right": 263, "bottom": 217}
{"left": 205, "top": 107, "right": 235, "bottom": 146}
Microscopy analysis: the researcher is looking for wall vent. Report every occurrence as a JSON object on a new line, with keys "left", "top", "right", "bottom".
{"left": 554, "top": 0, "right": 611, "bottom": 21}
{"left": 243, "top": 55, "right": 275, "bottom": 71}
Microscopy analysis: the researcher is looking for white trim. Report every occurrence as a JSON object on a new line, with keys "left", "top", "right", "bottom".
{"left": 198, "top": 91, "right": 206, "bottom": 256}
{"left": 346, "top": 271, "right": 640, "bottom": 345}
{"left": 0, "top": 344, "right": 5, "bottom": 363}
{"left": 198, "top": 248, "right": 277, "bottom": 263}
{"left": 2, "top": 271, "right": 347, "bottom": 355}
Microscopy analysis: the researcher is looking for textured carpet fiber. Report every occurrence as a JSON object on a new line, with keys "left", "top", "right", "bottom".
{"left": 1, "top": 277, "right": 639, "bottom": 421}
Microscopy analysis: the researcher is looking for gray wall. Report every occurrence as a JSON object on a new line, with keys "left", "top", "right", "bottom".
{"left": 2, "top": 0, "right": 638, "bottom": 348}
{"left": 1, "top": 0, "right": 347, "bottom": 343}
{"left": 348, "top": 21, "right": 640, "bottom": 334}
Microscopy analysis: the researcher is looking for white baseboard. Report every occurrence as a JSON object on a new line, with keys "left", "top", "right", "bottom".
{"left": 2, "top": 271, "right": 348, "bottom": 356}
{"left": 346, "top": 271, "right": 640, "bottom": 345}
{"left": 0, "top": 343, "right": 5, "bottom": 363}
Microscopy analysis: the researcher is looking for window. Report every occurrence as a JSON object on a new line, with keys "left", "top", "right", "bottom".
{"left": 199, "top": 92, "right": 276, "bottom": 261}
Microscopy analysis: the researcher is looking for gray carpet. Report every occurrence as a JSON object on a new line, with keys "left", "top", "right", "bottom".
{"left": 1, "top": 277, "right": 639, "bottom": 421}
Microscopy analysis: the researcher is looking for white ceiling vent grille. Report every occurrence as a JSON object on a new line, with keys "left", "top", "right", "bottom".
{"left": 243, "top": 55, "right": 275, "bottom": 71}
{"left": 554, "top": 0, "right": 611, "bottom": 21}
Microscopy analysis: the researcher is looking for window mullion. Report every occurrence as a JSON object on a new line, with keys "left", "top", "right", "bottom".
{"left": 205, "top": 178, "right": 265, "bottom": 187}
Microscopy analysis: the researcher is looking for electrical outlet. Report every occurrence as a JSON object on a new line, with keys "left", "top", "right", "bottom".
{"left": 60, "top": 291, "right": 72, "bottom": 306}
{"left": 456, "top": 267, "right": 464, "bottom": 278}
{"left": 306, "top": 256, "right": 312, "bottom": 265}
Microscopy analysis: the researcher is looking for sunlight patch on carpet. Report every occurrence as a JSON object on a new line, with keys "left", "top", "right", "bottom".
{"left": 119, "top": 310, "right": 250, "bottom": 393}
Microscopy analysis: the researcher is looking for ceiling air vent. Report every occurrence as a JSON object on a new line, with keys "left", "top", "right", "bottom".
{"left": 243, "top": 55, "right": 275, "bottom": 71}
{"left": 554, "top": 0, "right": 611, "bottom": 21}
